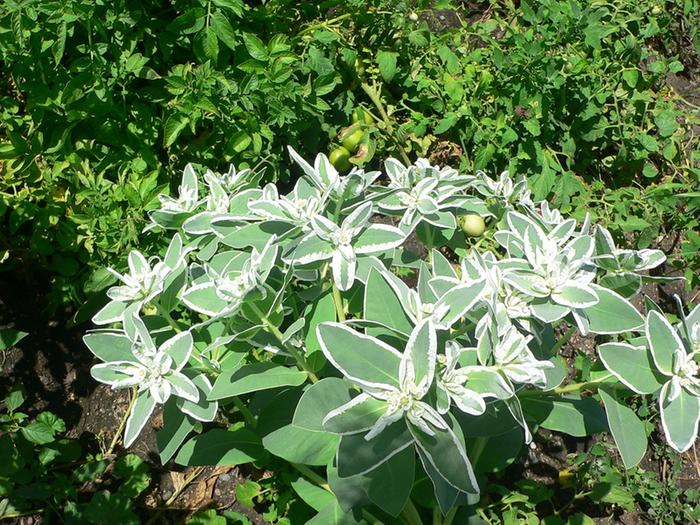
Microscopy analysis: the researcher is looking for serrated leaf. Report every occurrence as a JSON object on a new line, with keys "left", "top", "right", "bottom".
{"left": 376, "top": 50, "right": 398, "bottom": 82}
{"left": 211, "top": 11, "right": 237, "bottom": 51}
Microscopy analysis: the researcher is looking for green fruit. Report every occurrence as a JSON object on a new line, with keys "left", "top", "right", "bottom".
{"left": 458, "top": 214, "right": 486, "bottom": 237}
{"left": 341, "top": 129, "right": 365, "bottom": 153}
{"left": 329, "top": 146, "right": 351, "bottom": 171}
{"left": 352, "top": 107, "right": 374, "bottom": 125}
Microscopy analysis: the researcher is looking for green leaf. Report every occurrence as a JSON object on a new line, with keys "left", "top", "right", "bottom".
{"left": 364, "top": 269, "right": 412, "bottom": 337}
{"left": 0, "top": 328, "right": 28, "bottom": 351}
{"left": 291, "top": 477, "right": 336, "bottom": 512}
{"left": 307, "top": 501, "right": 365, "bottom": 525}
{"left": 157, "top": 400, "right": 195, "bottom": 464}
{"left": 323, "top": 394, "right": 386, "bottom": 434}
{"left": 523, "top": 119, "right": 541, "bottom": 137}
{"left": 163, "top": 114, "right": 188, "bottom": 148}
{"left": 659, "top": 382, "right": 700, "bottom": 453}
{"left": 409, "top": 420, "right": 479, "bottom": 495}
{"left": 211, "top": 11, "right": 237, "bottom": 51}
{"left": 317, "top": 323, "right": 401, "bottom": 389}
{"left": 202, "top": 26, "right": 219, "bottom": 61}
{"left": 646, "top": 311, "right": 683, "bottom": 376}
{"left": 622, "top": 69, "right": 638, "bottom": 88}
{"left": 337, "top": 421, "right": 414, "bottom": 477}
{"left": 522, "top": 396, "right": 608, "bottom": 437}
{"left": 583, "top": 285, "right": 644, "bottom": 334}
{"left": 376, "top": 50, "right": 398, "bottom": 82}
{"left": 598, "top": 343, "right": 665, "bottom": 394}
{"left": 175, "top": 429, "right": 265, "bottom": 466}
{"left": 263, "top": 378, "right": 350, "bottom": 465}
{"left": 242, "top": 32, "right": 267, "bottom": 60}
{"left": 599, "top": 386, "right": 647, "bottom": 469}
{"left": 4, "top": 388, "right": 25, "bottom": 412}
{"left": 21, "top": 420, "right": 57, "bottom": 445}
{"left": 209, "top": 362, "right": 307, "bottom": 400}
{"left": 236, "top": 479, "right": 261, "bottom": 508}
{"left": 305, "top": 291, "right": 336, "bottom": 355}
{"left": 654, "top": 111, "right": 678, "bottom": 138}
{"left": 367, "top": 445, "right": 415, "bottom": 516}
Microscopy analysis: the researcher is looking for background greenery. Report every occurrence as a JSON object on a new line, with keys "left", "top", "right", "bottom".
{"left": 1, "top": 0, "right": 699, "bottom": 522}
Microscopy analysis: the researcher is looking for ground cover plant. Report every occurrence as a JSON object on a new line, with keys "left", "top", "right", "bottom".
{"left": 81, "top": 152, "right": 700, "bottom": 523}
{"left": 0, "top": 0, "right": 698, "bottom": 312}
{"left": 1, "top": 0, "right": 699, "bottom": 522}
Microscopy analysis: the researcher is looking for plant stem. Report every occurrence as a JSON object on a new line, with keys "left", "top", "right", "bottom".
{"left": 442, "top": 507, "right": 458, "bottom": 525}
{"left": 551, "top": 325, "right": 576, "bottom": 355}
{"left": 145, "top": 466, "right": 205, "bottom": 525}
{"left": 298, "top": 12, "right": 352, "bottom": 36}
{"left": 332, "top": 282, "right": 346, "bottom": 321}
{"left": 232, "top": 396, "right": 256, "bottom": 427}
{"left": 360, "top": 81, "right": 411, "bottom": 165}
{"left": 400, "top": 499, "right": 424, "bottom": 525}
{"left": 249, "top": 303, "right": 319, "bottom": 383}
{"left": 155, "top": 302, "right": 181, "bottom": 333}
{"left": 517, "top": 373, "right": 613, "bottom": 398}
{"left": 291, "top": 463, "right": 331, "bottom": 491}
{"left": 105, "top": 387, "right": 137, "bottom": 457}
{"left": 291, "top": 463, "right": 386, "bottom": 524}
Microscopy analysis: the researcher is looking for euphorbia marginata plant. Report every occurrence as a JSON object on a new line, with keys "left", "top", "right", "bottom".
{"left": 84, "top": 148, "right": 696, "bottom": 524}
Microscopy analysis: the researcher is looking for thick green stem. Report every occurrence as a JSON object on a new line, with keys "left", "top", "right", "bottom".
{"left": 155, "top": 302, "right": 181, "bottom": 333}
{"left": 442, "top": 507, "right": 458, "bottom": 525}
{"left": 360, "top": 81, "right": 411, "bottom": 165}
{"left": 551, "top": 325, "right": 576, "bottom": 355}
{"left": 332, "top": 282, "right": 346, "bottom": 321}
{"left": 232, "top": 396, "right": 257, "bottom": 427}
{"left": 249, "top": 303, "right": 319, "bottom": 383}
{"left": 400, "top": 499, "right": 424, "bottom": 525}
{"left": 517, "top": 373, "right": 613, "bottom": 398}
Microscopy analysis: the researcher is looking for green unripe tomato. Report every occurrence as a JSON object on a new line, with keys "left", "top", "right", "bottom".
{"left": 458, "top": 214, "right": 486, "bottom": 237}
{"left": 354, "top": 58, "right": 365, "bottom": 79}
{"left": 351, "top": 107, "right": 374, "bottom": 125}
{"left": 341, "top": 129, "right": 365, "bottom": 153}
{"left": 329, "top": 146, "right": 352, "bottom": 171}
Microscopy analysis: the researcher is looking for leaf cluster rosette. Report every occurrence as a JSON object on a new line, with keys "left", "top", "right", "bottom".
{"left": 84, "top": 149, "right": 695, "bottom": 521}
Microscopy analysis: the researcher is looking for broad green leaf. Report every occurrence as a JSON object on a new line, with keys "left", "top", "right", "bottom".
{"left": 209, "top": 362, "right": 307, "bottom": 400}
{"left": 242, "top": 32, "right": 267, "bottom": 60}
{"left": 177, "top": 373, "right": 218, "bottom": 422}
{"left": 337, "top": 420, "right": 414, "bottom": 477}
{"left": 323, "top": 394, "right": 386, "bottom": 434}
{"left": 598, "top": 343, "right": 665, "bottom": 394}
{"left": 124, "top": 393, "right": 157, "bottom": 447}
{"left": 552, "top": 282, "right": 598, "bottom": 309}
{"left": 584, "top": 285, "right": 643, "bottom": 334}
{"left": 317, "top": 323, "right": 401, "bottom": 389}
{"left": 263, "top": 378, "right": 350, "bottom": 465}
{"left": 181, "top": 282, "right": 230, "bottom": 316}
{"left": 353, "top": 224, "right": 404, "bottom": 254}
{"left": 83, "top": 331, "right": 134, "bottom": 362}
{"left": 521, "top": 396, "right": 607, "bottom": 437}
{"left": 471, "top": 429, "right": 523, "bottom": 474}
{"left": 157, "top": 401, "right": 194, "bottom": 464}
{"left": 306, "top": 501, "right": 365, "bottom": 525}
{"left": 367, "top": 445, "right": 415, "bottom": 516}
{"left": 0, "top": 329, "right": 28, "bottom": 351}
{"left": 376, "top": 49, "right": 398, "bottom": 82}
{"left": 305, "top": 291, "right": 336, "bottom": 354}
{"left": 175, "top": 429, "right": 265, "bottom": 466}
{"left": 290, "top": 477, "right": 335, "bottom": 512}
{"left": 409, "top": 421, "right": 479, "bottom": 495}
{"left": 211, "top": 11, "right": 237, "bottom": 50}
{"left": 599, "top": 386, "right": 647, "bottom": 469}
{"left": 659, "top": 382, "right": 700, "bottom": 453}
{"left": 364, "top": 268, "right": 412, "bottom": 337}
{"left": 163, "top": 113, "right": 188, "bottom": 148}
{"left": 646, "top": 311, "right": 683, "bottom": 376}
